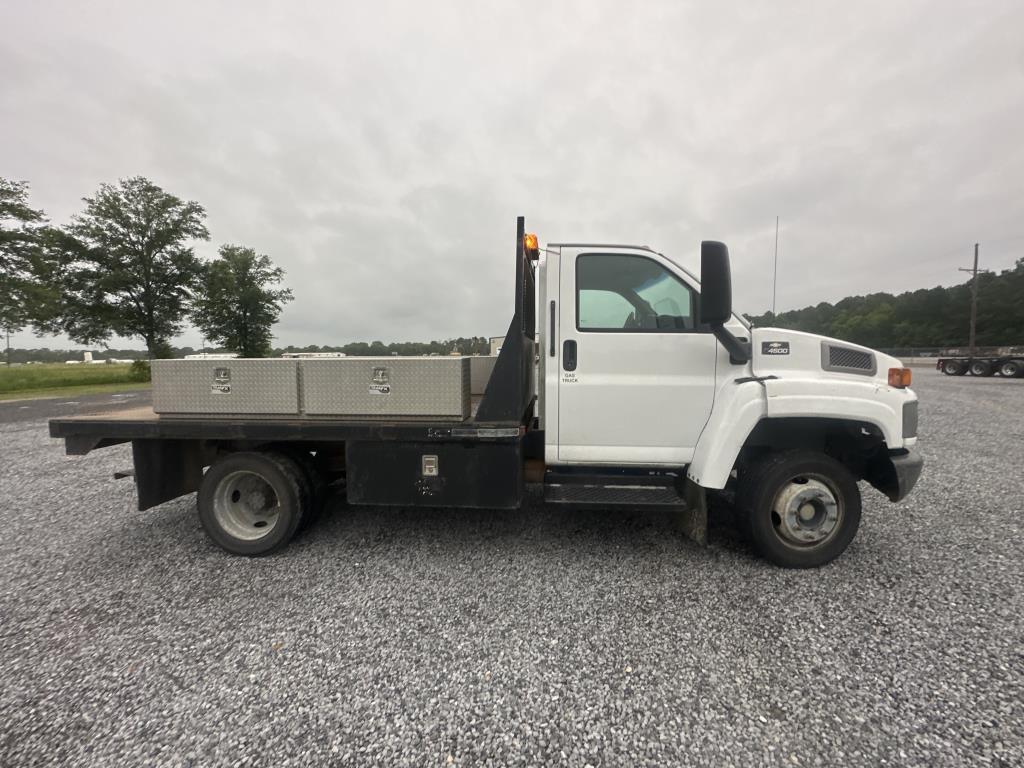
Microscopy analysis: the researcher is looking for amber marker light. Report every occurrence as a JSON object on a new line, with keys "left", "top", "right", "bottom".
{"left": 524, "top": 233, "right": 540, "bottom": 259}
{"left": 888, "top": 367, "right": 912, "bottom": 388}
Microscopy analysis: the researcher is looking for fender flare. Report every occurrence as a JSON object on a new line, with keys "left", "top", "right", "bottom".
{"left": 688, "top": 379, "right": 901, "bottom": 489}
{"left": 687, "top": 380, "right": 764, "bottom": 489}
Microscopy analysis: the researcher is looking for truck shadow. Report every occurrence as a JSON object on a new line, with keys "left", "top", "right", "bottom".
{"left": 291, "top": 488, "right": 751, "bottom": 562}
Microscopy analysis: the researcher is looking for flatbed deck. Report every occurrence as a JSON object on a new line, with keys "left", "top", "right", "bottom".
{"left": 49, "top": 397, "right": 525, "bottom": 456}
{"left": 46, "top": 217, "right": 538, "bottom": 518}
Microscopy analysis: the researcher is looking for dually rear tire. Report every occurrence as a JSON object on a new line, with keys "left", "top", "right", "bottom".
{"left": 198, "top": 451, "right": 306, "bottom": 556}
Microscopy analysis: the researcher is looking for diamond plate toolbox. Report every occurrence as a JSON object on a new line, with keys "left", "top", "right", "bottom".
{"left": 152, "top": 359, "right": 300, "bottom": 415}
{"left": 301, "top": 357, "right": 470, "bottom": 420}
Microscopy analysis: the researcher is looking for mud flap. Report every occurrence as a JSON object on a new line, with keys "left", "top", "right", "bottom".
{"left": 674, "top": 478, "right": 708, "bottom": 546}
{"left": 132, "top": 439, "right": 207, "bottom": 512}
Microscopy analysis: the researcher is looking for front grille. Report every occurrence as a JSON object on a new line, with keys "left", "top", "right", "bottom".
{"left": 820, "top": 342, "right": 877, "bottom": 375}
{"left": 903, "top": 401, "right": 919, "bottom": 438}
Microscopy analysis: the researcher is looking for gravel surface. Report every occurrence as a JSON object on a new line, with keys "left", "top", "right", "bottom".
{"left": 1, "top": 369, "right": 1021, "bottom": 766}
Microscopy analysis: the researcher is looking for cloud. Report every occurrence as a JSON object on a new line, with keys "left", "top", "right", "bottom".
{"left": 2, "top": 0, "right": 1022, "bottom": 349}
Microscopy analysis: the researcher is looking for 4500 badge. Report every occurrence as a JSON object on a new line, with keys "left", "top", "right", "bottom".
{"left": 761, "top": 341, "right": 790, "bottom": 356}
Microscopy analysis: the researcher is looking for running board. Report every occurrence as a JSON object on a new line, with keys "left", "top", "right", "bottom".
{"left": 542, "top": 470, "right": 708, "bottom": 546}
{"left": 544, "top": 472, "right": 686, "bottom": 509}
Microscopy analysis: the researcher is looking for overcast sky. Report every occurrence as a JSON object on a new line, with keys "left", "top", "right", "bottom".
{"left": 3, "top": 0, "right": 1023, "bottom": 350}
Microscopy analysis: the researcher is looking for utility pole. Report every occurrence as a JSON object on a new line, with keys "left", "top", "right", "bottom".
{"left": 958, "top": 243, "right": 989, "bottom": 358}
{"left": 772, "top": 216, "right": 779, "bottom": 316}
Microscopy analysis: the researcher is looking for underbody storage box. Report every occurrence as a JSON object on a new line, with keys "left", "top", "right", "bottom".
{"left": 152, "top": 357, "right": 471, "bottom": 420}
{"left": 346, "top": 439, "right": 523, "bottom": 508}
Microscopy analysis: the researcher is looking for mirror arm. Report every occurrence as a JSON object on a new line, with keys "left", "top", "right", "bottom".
{"left": 711, "top": 323, "right": 751, "bottom": 364}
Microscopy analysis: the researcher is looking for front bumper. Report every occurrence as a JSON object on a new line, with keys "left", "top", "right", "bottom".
{"left": 888, "top": 448, "right": 924, "bottom": 502}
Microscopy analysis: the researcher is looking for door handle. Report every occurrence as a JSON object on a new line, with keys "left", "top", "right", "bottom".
{"left": 549, "top": 301, "right": 556, "bottom": 356}
{"left": 562, "top": 339, "right": 577, "bottom": 371}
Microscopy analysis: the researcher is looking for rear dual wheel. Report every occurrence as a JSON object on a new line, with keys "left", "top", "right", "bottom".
{"left": 198, "top": 451, "right": 308, "bottom": 556}
{"left": 736, "top": 450, "right": 862, "bottom": 568}
{"left": 969, "top": 361, "right": 994, "bottom": 377}
{"left": 942, "top": 360, "right": 967, "bottom": 376}
{"left": 275, "top": 447, "right": 329, "bottom": 530}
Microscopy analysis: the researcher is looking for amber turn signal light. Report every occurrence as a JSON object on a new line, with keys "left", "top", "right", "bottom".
{"left": 888, "top": 367, "right": 912, "bottom": 388}
{"left": 524, "top": 233, "right": 540, "bottom": 259}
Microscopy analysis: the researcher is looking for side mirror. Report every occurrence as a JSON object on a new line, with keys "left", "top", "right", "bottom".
{"left": 699, "top": 240, "right": 732, "bottom": 326}
{"left": 699, "top": 240, "right": 750, "bottom": 364}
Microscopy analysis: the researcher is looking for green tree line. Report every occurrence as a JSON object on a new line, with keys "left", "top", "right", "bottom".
{"left": 1, "top": 176, "right": 292, "bottom": 364}
{"left": 279, "top": 337, "right": 492, "bottom": 357}
{"left": 746, "top": 258, "right": 1024, "bottom": 349}
{"left": 3, "top": 337, "right": 493, "bottom": 365}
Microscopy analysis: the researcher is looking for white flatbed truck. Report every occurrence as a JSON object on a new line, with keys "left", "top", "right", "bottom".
{"left": 49, "top": 217, "right": 923, "bottom": 567}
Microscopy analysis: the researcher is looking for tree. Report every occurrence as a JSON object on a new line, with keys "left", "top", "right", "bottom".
{"left": 746, "top": 258, "right": 1024, "bottom": 350}
{"left": 0, "top": 179, "right": 48, "bottom": 364}
{"left": 191, "top": 245, "right": 293, "bottom": 357}
{"left": 40, "top": 177, "right": 209, "bottom": 357}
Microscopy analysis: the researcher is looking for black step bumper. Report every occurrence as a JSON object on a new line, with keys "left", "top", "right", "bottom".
{"left": 889, "top": 448, "right": 924, "bottom": 502}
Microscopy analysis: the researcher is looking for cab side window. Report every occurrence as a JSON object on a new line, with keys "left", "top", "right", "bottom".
{"left": 576, "top": 254, "right": 697, "bottom": 332}
{"left": 578, "top": 289, "right": 636, "bottom": 330}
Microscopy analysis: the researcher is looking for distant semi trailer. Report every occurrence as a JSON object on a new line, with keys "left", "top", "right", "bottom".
{"left": 937, "top": 356, "right": 1024, "bottom": 377}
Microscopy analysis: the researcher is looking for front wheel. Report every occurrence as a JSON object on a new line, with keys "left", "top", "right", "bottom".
{"left": 736, "top": 450, "right": 862, "bottom": 568}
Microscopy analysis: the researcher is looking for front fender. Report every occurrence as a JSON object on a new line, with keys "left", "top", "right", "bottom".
{"left": 688, "top": 375, "right": 907, "bottom": 490}
{"left": 687, "top": 379, "right": 766, "bottom": 488}
{"left": 762, "top": 377, "right": 905, "bottom": 447}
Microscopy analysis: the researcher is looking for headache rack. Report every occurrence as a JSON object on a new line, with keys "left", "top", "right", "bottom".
{"left": 474, "top": 215, "right": 537, "bottom": 423}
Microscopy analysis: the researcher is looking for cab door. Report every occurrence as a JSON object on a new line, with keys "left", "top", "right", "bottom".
{"left": 556, "top": 250, "right": 718, "bottom": 465}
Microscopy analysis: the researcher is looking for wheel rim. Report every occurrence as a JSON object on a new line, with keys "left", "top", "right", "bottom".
{"left": 213, "top": 470, "right": 281, "bottom": 541}
{"left": 771, "top": 474, "right": 843, "bottom": 548}
{"left": 1001, "top": 363, "right": 1017, "bottom": 377}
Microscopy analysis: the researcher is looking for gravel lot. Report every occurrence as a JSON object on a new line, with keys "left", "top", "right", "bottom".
{"left": 1, "top": 369, "right": 1021, "bottom": 766}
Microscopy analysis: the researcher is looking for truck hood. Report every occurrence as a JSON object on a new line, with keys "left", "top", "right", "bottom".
{"left": 750, "top": 328, "right": 901, "bottom": 383}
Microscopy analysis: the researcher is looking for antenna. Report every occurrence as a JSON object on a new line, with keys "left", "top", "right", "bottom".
{"left": 772, "top": 216, "right": 779, "bottom": 316}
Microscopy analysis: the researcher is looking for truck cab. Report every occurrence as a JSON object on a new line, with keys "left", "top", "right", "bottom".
{"left": 531, "top": 232, "right": 922, "bottom": 566}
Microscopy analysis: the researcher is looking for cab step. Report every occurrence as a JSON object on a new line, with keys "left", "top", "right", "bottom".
{"left": 543, "top": 470, "right": 686, "bottom": 509}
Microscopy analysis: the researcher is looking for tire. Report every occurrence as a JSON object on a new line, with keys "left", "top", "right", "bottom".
{"left": 198, "top": 451, "right": 306, "bottom": 555}
{"left": 736, "top": 450, "right": 862, "bottom": 568}
{"left": 969, "top": 360, "right": 993, "bottom": 377}
{"left": 287, "top": 449, "right": 329, "bottom": 529}
{"left": 942, "top": 359, "right": 966, "bottom": 376}
{"left": 1000, "top": 359, "right": 1023, "bottom": 378}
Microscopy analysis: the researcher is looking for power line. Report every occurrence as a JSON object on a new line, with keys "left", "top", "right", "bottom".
{"left": 957, "top": 243, "right": 991, "bottom": 358}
